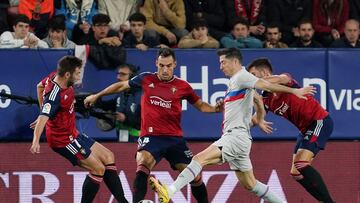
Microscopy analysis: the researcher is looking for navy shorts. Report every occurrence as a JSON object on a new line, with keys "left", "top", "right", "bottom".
{"left": 137, "top": 136, "right": 193, "bottom": 170}
{"left": 294, "top": 115, "right": 333, "bottom": 155}
{"left": 52, "top": 134, "right": 95, "bottom": 166}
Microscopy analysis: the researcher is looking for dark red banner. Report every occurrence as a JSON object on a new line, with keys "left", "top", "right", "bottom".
{"left": 0, "top": 141, "right": 359, "bottom": 203}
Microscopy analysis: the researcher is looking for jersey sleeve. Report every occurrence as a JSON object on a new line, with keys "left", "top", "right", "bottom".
{"left": 238, "top": 70, "right": 259, "bottom": 89}
{"left": 282, "top": 73, "right": 300, "bottom": 88}
{"left": 183, "top": 82, "right": 200, "bottom": 104}
{"left": 129, "top": 72, "right": 150, "bottom": 88}
{"left": 40, "top": 86, "right": 61, "bottom": 119}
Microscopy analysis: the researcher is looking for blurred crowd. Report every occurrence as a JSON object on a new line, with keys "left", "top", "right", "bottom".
{"left": 0, "top": 0, "right": 359, "bottom": 52}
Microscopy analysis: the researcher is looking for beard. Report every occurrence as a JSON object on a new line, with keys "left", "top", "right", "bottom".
{"left": 301, "top": 35, "right": 311, "bottom": 43}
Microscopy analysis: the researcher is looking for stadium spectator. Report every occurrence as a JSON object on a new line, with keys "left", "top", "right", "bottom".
{"left": 247, "top": 58, "right": 335, "bottom": 203}
{"left": 95, "top": 63, "right": 142, "bottom": 142}
{"left": 76, "top": 13, "right": 121, "bottom": 46}
{"left": 149, "top": 48, "right": 314, "bottom": 203}
{"left": 18, "top": 0, "right": 54, "bottom": 39}
{"left": 98, "top": 0, "right": 143, "bottom": 40}
{"left": 220, "top": 18, "right": 262, "bottom": 48}
{"left": 290, "top": 20, "right": 323, "bottom": 48}
{"left": 263, "top": 24, "right": 288, "bottom": 48}
{"left": 183, "top": 0, "right": 226, "bottom": 41}
{"left": 30, "top": 56, "right": 128, "bottom": 203}
{"left": 140, "top": 0, "right": 188, "bottom": 46}
{"left": 123, "top": 12, "right": 161, "bottom": 51}
{"left": 224, "top": 0, "right": 266, "bottom": 39}
{"left": 313, "top": 0, "right": 349, "bottom": 47}
{"left": 54, "top": 0, "right": 98, "bottom": 40}
{"left": 178, "top": 18, "right": 219, "bottom": 48}
{"left": 330, "top": 19, "right": 360, "bottom": 47}
{"left": 0, "top": 14, "right": 48, "bottom": 48}
{"left": 84, "top": 48, "right": 220, "bottom": 203}
{"left": 267, "top": 0, "right": 312, "bottom": 45}
{"left": 43, "top": 15, "right": 75, "bottom": 49}
{"left": 349, "top": 0, "right": 360, "bottom": 22}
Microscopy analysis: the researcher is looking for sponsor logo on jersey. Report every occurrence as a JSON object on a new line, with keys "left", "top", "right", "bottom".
{"left": 274, "top": 101, "right": 289, "bottom": 115}
{"left": 149, "top": 96, "right": 172, "bottom": 109}
{"left": 42, "top": 103, "right": 51, "bottom": 114}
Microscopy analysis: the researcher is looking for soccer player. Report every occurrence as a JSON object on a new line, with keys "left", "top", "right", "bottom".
{"left": 247, "top": 58, "right": 335, "bottom": 203}
{"left": 148, "top": 48, "right": 316, "bottom": 203}
{"left": 30, "top": 56, "right": 128, "bottom": 203}
{"left": 84, "top": 48, "right": 223, "bottom": 203}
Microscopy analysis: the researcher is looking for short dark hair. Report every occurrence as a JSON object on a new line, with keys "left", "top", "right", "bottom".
{"left": 57, "top": 56, "right": 83, "bottom": 76}
{"left": 117, "top": 63, "right": 140, "bottom": 78}
{"left": 48, "top": 15, "right": 66, "bottom": 31}
{"left": 129, "top": 13, "right": 146, "bottom": 24}
{"left": 92, "top": 14, "right": 111, "bottom": 25}
{"left": 298, "top": 19, "right": 313, "bottom": 28}
{"left": 246, "top": 58, "right": 273, "bottom": 73}
{"left": 13, "top": 14, "right": 30, "bottom": 26}
{"left": 191, "top": 18, "right": 208, "bottom": 30}
{"left": 157, "top": 48, "right": 176, "bottom": 61}
{"left": 231, "top": 17, "right": 249, "bottom": 30}
{"left": 217, "top": 48, "right": 243, "bottom": 63}
{"left": 266, "top": 23, "right": 280, "bottom": 30}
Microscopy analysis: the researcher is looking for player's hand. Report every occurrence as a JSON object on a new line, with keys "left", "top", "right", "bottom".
{"left": 295, "top": 86, "right": 316, "bottom": 99}
{"left": 29, "top": 119, "right": 38, "bottom": 129}
{"left": 215, "top": 98, "right": 224, "bottom": 113}
{"left": 30, "top": 142, "right": 40, "bottom": 154}
{"left": 84, "top": 94, "right": 99, "bottom": 108}
{"left": 258, "top": 120, "right": 273, "bottom": 134}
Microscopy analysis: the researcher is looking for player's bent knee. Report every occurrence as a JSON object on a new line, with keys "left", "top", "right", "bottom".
{"left": 89, "top": 164, "right": 106, "bottom": 176}
{"left": 102, "top": 150, "right": 115, "bottom": 164}
{"left": 294, "top": 160, "right": 310, "bottom": 171}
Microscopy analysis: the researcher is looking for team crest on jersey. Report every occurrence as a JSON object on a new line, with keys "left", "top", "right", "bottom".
{"left": 171, "top": 87, "right": 177, "bottom": 94}
{"left": 42, "top": 103, "right": 51, "bottom": 114}
{"left": 148, "top": 83, "right": 154, "bottom": 88}
{"left": 64, "top": 95, "right": 68, "bottom": 100}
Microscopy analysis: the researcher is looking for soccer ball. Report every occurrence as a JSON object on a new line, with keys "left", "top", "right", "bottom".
{"left": 138, "top": 200, "right": 154, "bottom": 203}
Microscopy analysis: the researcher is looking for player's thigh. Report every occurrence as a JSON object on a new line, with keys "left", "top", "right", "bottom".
{"left": 90, "top": 141, "right": 115, "bottom": 164}
{"left": 193, "top": 144, "right": 222, "bottom": 166}
{"left": 235, "top": 169, "right": 256, "bottom": 190}
{"left": 136, "top": 149, "right": 156, "bottom": 170}
{"left": 79, "top": 153, "right": 106, "bottom": 175}
{"left": 291, "top": 150, "right": 314, "bottom": 174}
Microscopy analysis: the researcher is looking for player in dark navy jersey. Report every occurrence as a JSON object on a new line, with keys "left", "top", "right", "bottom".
{"left": 247, "top": 58, "right": 335, "bottom": 203}
{"left": 84, "top": 48, "right": 224, "bottom": 203}
{"left": 30, "top": 56, "right": 128, "bottom": 203}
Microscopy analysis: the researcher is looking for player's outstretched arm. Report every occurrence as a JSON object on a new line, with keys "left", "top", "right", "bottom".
{"left": 262, "top": 74, "right": 291, "bottom": 85}
{"left": 192, "top": 99, "right": 224, "bottom": 113}
{"left": 84, "top": 81, "right": 131, "bottom": 107}
{"left": 30, "top": 115, "right": 49, "bottom": 154}
{"left": 254, "top": 78, "right": 316, "bottom": 100}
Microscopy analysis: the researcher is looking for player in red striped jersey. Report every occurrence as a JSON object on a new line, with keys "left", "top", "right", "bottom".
{"left": 30, "top": 56, "right": 128, "bottom": 203}
{"left": 84, "top": 48, "right": 223, "bottom": 203}
{"left": 247, "top": 58, "right": 335, "bottom": 203}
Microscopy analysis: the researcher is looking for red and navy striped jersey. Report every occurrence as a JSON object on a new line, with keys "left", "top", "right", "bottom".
{"left": 129, "top": 72, "right": 200, "bottom": 137}
{"left": 262, "top": 73, "right": 328, "bottom": 134}
{"left": 40, "top": 73, "right": 78, "bottom": 148}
